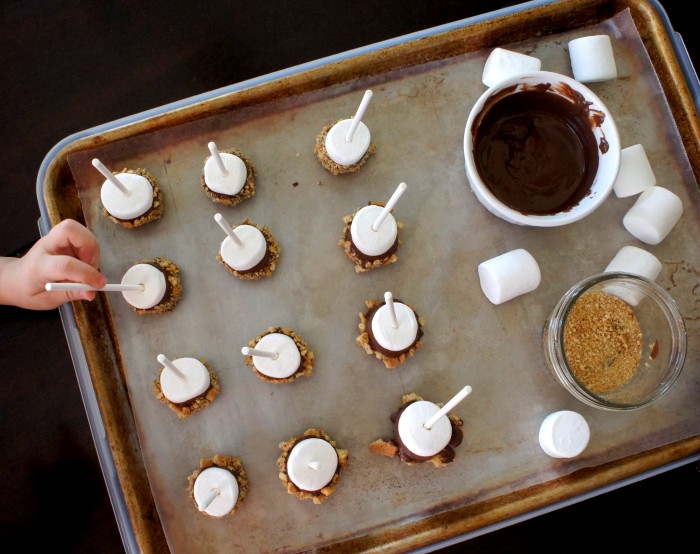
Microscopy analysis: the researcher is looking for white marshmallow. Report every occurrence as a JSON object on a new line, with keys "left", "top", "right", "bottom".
{"left": 204, "top": 153, "right": 247, "bottom": 196}
{"left": 398, "top": 400, "right": 452, "bottom": 458}
{"left": 325, "top": 119, "right": 371, "bottom": 166}
{"left": 160, "top": 357, "right": 210, "bottom": 403}
{"left": 482, "top": 47, "right": 542, "bottom": 88}
{"left": 193, "top": 467, "right": 239, "bottom": 517}
{"left": 605, "top": 245, "right": 662, "bottom": 280}
{"left": 220, "top": 224, "right": 267, "bottom": 271}
{"left": 613, "top": 144, "right": 656, "bottom": 198}
{"left": 371, "top": 301, "right": 418, "bottom": 352}
{"left": 121, "top": 263, "right": 166, "bottom": 310}
{"left": 252, "top": 333, "right": 301, "bottom": 379}
{"left": 568, "top": 35, "right": 618, "bottom": 83}
{"left": 538, "top": 410, "right": 590, "bottom": 458}
{"left": 478, "top": 248, "right": 541, "bottom": 305}
{"left": 286, "top": 438, "right": 338, "bottom": 492}
{"left": 603, "top": 246, "right": 663, "bottom": 306}
{"left": 622, "top": 186, "right": 683, "bottom": 245}
{"left": 100, "top": 172, "right": 154, "bottom": 220}
{"left": 350, "top": 205, "right": 398, "bottom": 257}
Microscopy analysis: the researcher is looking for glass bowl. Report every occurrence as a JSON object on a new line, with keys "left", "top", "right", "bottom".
{"left": 543, "top": 272, "right": 686, "bottom": 410}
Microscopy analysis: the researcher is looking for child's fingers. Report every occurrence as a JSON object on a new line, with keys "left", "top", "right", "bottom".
{"left": 43, "top": 219, "right": 101, "bottom": 268}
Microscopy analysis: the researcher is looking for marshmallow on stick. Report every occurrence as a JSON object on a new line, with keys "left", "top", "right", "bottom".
{"left": 568, "top": 34, "right": 618, "bottom": 83}
{"left": 243, "top": 327, "right": 314, "bottom": 383}
{"left": 622, "top": 186, "right": 683, "bottom": 245}
{"left": 201, "top": 143, "right": 255, "bottom": 206}
{"left": 187, "top": 455, "right": 248, "bottom": 518}
{"left": 215, "top": 214, "right": 279, "bottom": 279}
{"left": 482, "top": 47, "right": 541, "bottom": 88}
{"left": 154, "top": 354, "right": 219, "bottom": 419}
{"left": 315, "top": 90, "right": 376, "bottom": 174}
{"left": 93, "top": 158, "right": 163, "bottom": 228}
{"left": 120, "top": 257, "right": 182, "bottom": 314}
{"left": 478, "top": 248, "right": 541, "bottom": 305}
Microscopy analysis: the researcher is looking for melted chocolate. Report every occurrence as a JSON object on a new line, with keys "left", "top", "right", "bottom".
{"left": 472, "top": 86, "right": 602, "bottom": 215}
{"left": 389, "top": 400, "right": 463, "bottom": 464}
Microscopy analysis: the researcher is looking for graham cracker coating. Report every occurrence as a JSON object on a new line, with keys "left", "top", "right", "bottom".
{"left": 187, "top": 454, "right": 248, "bottom": 517}
{"left": 128, "top": 257, "right": 182, "bottom": 315}
{"left": 277, "top": 428, "right": 348, "bottom": 504}
{"left": 153, "top": 359, "right": 219, "bottom": 419}
{"left": 314, "top": 119, "right": 376, "bottom": 175}
{"left": 103, "top": 168, "right": 164, "bottom": 229}
{"left": 369, "top": 393, "right": 464, "bottom": 468}
{"left": 201, "top": 148, "right": 256, "bottom": 207}
{"left": 357, "top": 299, "right": 424, "bottom": 368}
{"left": 216, "top": 219, "right": 280, "bottom": 280}
{"left": 244, "top": 327, "right": 314, "bottom": 383}
{"left": 338, "top": 205, "right": 403, "bottom": 273}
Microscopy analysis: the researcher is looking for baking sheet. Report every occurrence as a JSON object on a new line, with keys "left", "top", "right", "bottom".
{"left": 64, "top": 8, "right": 700, "bottom": 553}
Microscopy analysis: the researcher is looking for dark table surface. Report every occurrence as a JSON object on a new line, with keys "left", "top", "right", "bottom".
{"left": 1, "top": 1, "right": 698, "bottom": 552}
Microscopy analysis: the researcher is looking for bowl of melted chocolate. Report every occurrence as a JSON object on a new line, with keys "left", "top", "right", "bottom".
{"left": 464, "top": 71, "right": 620, "bottom": 226}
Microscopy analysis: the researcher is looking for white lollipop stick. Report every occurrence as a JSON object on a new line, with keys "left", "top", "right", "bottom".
{"left": 92, "top": 158, "right": 130, "bottom": 196}
{"left": 207, "top": 141, "right": 229, "bottom": 176}
{"left": 383, "top": 291, "right": 399, "bottom": 329}
{"left": 157, "top": 354, "right": 187, "bottom": 381}
{"left": 308, "top": 461, "right": 321, "bottom": 470}
{"left": 424, "top": 385, "right": 472, "bottom": 430}
{"left": 197, "top": 487, "right": 222, "bottom": 512}
{"left": 45, "top": 282, "right": 144, "bottom": 292}
{"left": 214, "top": 213, "right": 244, "bottom": 248}
{"left": 372, "top": 182, "right": 407, "bottom": 231}
{"left": 241, "top": 346, "right": 279, "bottom": 360}
{"left": 345, "top": 90, "right": 373, "bottom": 142}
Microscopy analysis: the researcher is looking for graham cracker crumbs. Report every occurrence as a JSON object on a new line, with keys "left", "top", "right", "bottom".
{"left": 563, "top": 291, "right": 642, "bottom": 394}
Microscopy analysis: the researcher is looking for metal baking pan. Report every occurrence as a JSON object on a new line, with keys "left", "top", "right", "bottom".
{"left": 36, "top": 1, "right": 700, "bottom": 552}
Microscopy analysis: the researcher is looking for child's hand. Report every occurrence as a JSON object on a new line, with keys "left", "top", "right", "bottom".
{"left": 0, "top": 219, "right": 106, "bottom": 310}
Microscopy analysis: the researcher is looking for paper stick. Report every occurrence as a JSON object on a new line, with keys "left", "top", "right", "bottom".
{"left": 241, "top": 346, "right": 279, "bottom": 360}
{"left": 197, "top": 487, "right": 222, "bottom": 512}
{"left": 308, "top": 461, "right": 321, "bottom": 470}
{"left": 208, "top": 141, "right": 229, "bottom": 176}
{"left": 424, "top": 385, "right": 473, "bottom": 430}
{"left": 157, "top": 354, "right": 187, "bottom": 381}
{"left": 92, "top": 158, "right": 130, "bottom": 196}
{"left": 345, "top": 90, "right": 373, "bottom": 142}
{"left": 214, "top": 213, "right": 244, "bottom": 248}
{"left": 384, "top": 291, "right": 399, "bottom": 329}
{"left": 373, "top": 182, "right": 407, "bottom": 231}
{"left": 45, "top": 283, "right": 144, "bottom": 292}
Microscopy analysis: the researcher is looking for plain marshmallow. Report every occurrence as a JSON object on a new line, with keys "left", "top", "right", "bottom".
{"left": 603, "top": 246, "right": 663, "bottom": 305}
{"left": 482, "top": 47, "right": 542, "bottom": 88}
{"left": 568, "top": 35, "right": 618, "bottom": 82}
{"left": 613, "top": 144, "right": 656, "bottom": 198}
{"left": 478, "top": 248, "right": 541, "bottom": 305}
{"left": 538, "top": 410, "right": 590, "bottom": 458}
{"left": 623, "top": 186, "right": 683, "bottom": 245}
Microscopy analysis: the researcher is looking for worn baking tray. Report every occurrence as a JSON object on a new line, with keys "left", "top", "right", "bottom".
{"left": 36, "top": 1, "right": 700, "bottom": 552}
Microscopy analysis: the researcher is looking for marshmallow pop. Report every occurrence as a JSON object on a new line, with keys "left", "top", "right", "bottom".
{"left": 340, "top": 182, "right": 407, "bottom": 273}
{"left": 201, "top": 141, "right": 256, "bottom": 206}
{"left": 277, "top": 428, "right": 349, "bottom": 504}
{"left": 314, "top": 89, "right": 376, "bottom": 175}
{"left": 369, "top": 388, "right": 470, "bottom": 467}
{"left": 188, "top": 455, "right": 248, "bottom": 517}
{"left": 93, "top": 158, "right": 163, "bottom": 229}
{"left": 215, "top": 213, "right": 280, "bottom": 280}
{"left": 154, "top": 354, "right": 220, "bottom": 418}
{"left": 242, "top": 327, "right": 314, "bottom": 383}
{"left": 357, "top": 291, "right": 424, "bottom": 369}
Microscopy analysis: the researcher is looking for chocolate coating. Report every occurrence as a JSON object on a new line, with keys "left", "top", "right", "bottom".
{"left": 472, "top": 85, "right": 602, "bottom": 215}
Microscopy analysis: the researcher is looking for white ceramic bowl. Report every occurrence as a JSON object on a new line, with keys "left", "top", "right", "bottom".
{"left": 463, "top": 71, "right": 620, "bottom": 227}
